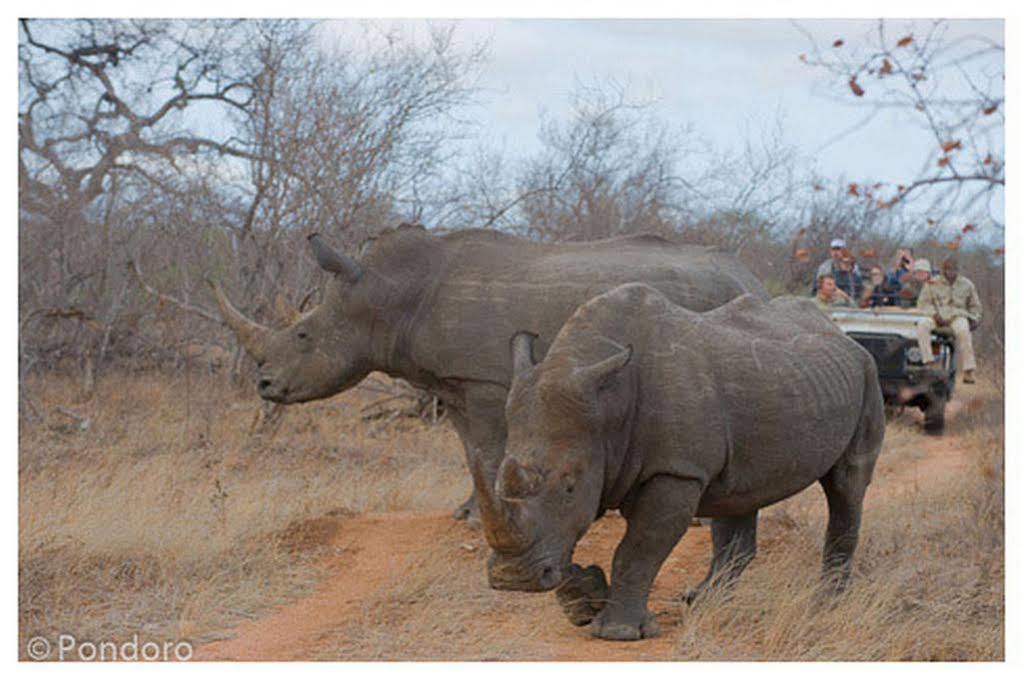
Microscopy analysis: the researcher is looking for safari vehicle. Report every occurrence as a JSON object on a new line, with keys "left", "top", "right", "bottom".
{"left": 829, "top": 307, "right": 956, "bottom": 434}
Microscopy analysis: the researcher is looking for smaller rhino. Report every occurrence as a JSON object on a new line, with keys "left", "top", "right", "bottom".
{"left": 475, "top": 284, "right": 884, "bottom": 641}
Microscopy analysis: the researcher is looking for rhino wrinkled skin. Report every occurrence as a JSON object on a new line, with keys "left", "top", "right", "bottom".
{"left": 213, "top": 225, "right": 769, "bottom": 520}
{"left": 481, "top": 284, "right": 884, "bottom": 641}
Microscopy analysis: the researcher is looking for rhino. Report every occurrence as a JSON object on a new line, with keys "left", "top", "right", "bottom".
{"left": 211, "top": 224, "right": 768, "bottom": 520}
{"left": 477, "top": 283, "right": 884, "bottom": 640}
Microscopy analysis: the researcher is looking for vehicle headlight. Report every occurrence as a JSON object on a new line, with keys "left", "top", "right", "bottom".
{"left": 906, "top": 346, "right": 923, "bottom": 363}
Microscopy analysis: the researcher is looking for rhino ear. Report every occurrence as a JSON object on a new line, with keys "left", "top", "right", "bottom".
{"left": 510, "top": 331, "right": 539, "bottom": 379}
{"left": 308, "top": 233, "right": 362, "bottom": 282}
{"left": 572, "top": 345, "right": 633, "bottom": 394}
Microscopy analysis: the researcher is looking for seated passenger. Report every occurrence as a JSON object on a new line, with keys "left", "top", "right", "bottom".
{"left": 814, "top": 273, "right": 853, "bottom": 310}
{"left": 897, "top": 258, "right": 932, "bottom": 308}
{"left": 914, "top": 257, "right": 982, "bottom": 384}
{"left": 886, "top": 246, "right": 915, "bottom": 296}
{"left": 861, "top": 264, "right": 898, "bottom": 307}
{"left": 833, "top": 249, "right": 863, "bottom": 301}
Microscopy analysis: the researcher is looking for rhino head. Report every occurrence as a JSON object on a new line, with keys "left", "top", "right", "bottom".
{"left": 477, "top": 331, "right": 634, "bottom": 592}
{"left": 210, "top": 234, "right": 374, "bottom": 403}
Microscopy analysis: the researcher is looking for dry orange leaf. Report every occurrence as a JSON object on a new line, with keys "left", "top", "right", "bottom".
{"left": 962, "top": 224, "right": 976, "bottom": 233}
{"left": 833, "top": 39, "right": 844, "bottom": 47}
{"left": 937, "top": 157, "right": 950, "bottom": 167}
{"left": 982, "top": 103, "right": 999, "bottom": 115}
{"left": 848, "top": 78, "right": 865, "bottom": 97}
{"left": 879, "top": 58, "right": 893, "bottom": 75}
{"left": 848, "top": 183, "right": 860, "bottom": 196}
{"left": 941, "top": 140, "right": 962, "bottom": 153}
{"left": 795, "top": 248, "right": 811, "bottom": 262}
{"left": 897, "top": 35, "right": 913, "bottom": 47}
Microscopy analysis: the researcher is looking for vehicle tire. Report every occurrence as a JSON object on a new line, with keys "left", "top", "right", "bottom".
{"left": 923, "top": 394, "right": 946, "bottom": 435}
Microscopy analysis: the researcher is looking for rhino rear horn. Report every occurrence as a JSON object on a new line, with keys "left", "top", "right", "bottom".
{"left": 510, "top": 331, "right": 538, "bottom": 379}
{"left": 497, "top": 458, "right": 543, "bottom": 500}
{"left": 308, "top": 233, "right": 362, "bottom": 282}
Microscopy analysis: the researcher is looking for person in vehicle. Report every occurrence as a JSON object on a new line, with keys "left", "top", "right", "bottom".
{"left": 886, "top": 246, "right": 915, "bottom": 297}
{"left": 861, "top": 264, "right": 898, "bottom": 307}
{"left": 833, "top": 249, "right": 863, "bottom": 301}
{"left": 812, "top": 237, "right": 861, "bottom": 295}
{"left": 898, "top": 258, "right": 933, "bottom": 308}
{"left": 814, "top": 272, "right": 854, "bottom": 310}
{"left": 914, "top": 257, "right": 982, "bottom": 384}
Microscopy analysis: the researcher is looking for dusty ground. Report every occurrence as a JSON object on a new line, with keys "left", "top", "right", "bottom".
{"left": 19, "top": 370, "right": 1003, "bottom": 661}
{"left": 195, "top": 384, "right": 997, "bottom": 661}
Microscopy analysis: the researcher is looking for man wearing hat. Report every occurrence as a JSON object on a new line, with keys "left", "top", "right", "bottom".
{"left": 812, "top": 237, "right": 861, "bottom": 297}
{"left": 914, "top": 257, "right": 982, "bottom": 384}
{"left": 898, "top": 257, "right": 933, "bottom": 308}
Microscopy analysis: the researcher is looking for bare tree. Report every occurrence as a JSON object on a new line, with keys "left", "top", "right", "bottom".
{"left": 18, "top": 19, "right": 278, "bottom": 390}
{"left": 794, "top": 19, "right": 1004, "bottom": 228}
{"left": 19, "top": 19, "right": 489, "bottom": 394}
{"left": 476, "top": 80, "right": 695, "bottom": 242}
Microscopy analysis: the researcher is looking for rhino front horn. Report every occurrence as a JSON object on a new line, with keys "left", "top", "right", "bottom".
{"left": 308, "top": 233, "right": 362, "bottom": 282}
{"left": 207, "top": 278, "right": 270, "bottom": 363}
{"left": 469, "top": 456, "right": 526, "bottom": 551}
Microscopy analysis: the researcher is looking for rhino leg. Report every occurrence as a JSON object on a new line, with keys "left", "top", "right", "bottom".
{"left": 592, "top": 475, "right": 702, "bottom": 641}
{"left": 819, "top": 379, "right": 881, "bottom": 595}
{"left": 818, "top": 461, "right": 869, "bottom": 594}
{"left": 684, "top": 511, "right": 758, "bottom": 605}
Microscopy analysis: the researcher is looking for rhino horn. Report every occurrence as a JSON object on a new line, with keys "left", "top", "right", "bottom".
{"left": 510, "top": 331, "right": 538, "bottom": 379}
{"left": 207, "top": 278, "right": 270, "bottom": 363}
{"left": 470, "top": 456, "right": 526, "bottom": 551}
{"left": 572, "top": 344, "right": 633, "bottom": 393}
{"left": 308, "top": 233, "right": 362, "bottom": 282}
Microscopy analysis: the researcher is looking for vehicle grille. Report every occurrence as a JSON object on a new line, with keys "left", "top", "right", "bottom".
{"left": 848, "top": 334, "right": 906, "bottom": 377}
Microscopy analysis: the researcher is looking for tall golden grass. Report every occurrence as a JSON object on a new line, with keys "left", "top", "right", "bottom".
{"left": 19, "top": 369, "right": 1003, "bottom": 660}
{"left": 19, "top": 370, "right": 466, "bottom": 651}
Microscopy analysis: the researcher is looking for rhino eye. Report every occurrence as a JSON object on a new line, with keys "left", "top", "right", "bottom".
{"left": 297, "top": 330, "right": 309, "bottom": 340}
{"left": 565, "top": 480, "right": 575, "bottom": 494}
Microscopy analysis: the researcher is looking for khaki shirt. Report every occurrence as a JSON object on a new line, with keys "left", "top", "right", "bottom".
{"left": 915, "top": 275, "right": 983, "bottom": 324}
{"left": 814, "top": 292, "right": 853, "bottom": 311}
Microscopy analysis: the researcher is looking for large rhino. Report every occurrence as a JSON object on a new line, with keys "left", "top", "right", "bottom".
{"left": 479, "top": 284, "right": 884, "bottom": 640}
{"left": 211, "top": 224, "right": 768, "bottom": 520}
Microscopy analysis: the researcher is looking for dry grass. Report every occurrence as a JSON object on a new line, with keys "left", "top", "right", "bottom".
{"left": 19, "top": 369, "right": 1003, "bottom": 661}
{"left": 670, "top": 423, "right": 1003, "bottom": 660}
{"left": 19, "top": 370, "right": 466, "bottom": 652}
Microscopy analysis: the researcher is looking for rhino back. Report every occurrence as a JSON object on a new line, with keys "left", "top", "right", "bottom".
{"left": 561, "top": 284, "right": 873, "bottom": 515}
{"left": 402, "top": 232, "right": 766, "bottom": 385}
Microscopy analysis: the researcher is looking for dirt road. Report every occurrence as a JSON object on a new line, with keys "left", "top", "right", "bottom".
{"left": 197, "top": 393, "right": 982, "bottom": 661}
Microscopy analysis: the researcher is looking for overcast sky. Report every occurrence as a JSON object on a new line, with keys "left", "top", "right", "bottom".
{"left": 323, "top": 18, "right": 1004, "bottom": 211}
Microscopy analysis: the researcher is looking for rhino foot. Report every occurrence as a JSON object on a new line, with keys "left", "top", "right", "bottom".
{"left": 591, "top": 609, "right": 661, "bottom": 641}
{"left": 555, "top": 564, "right": 608, "bottom": 626}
